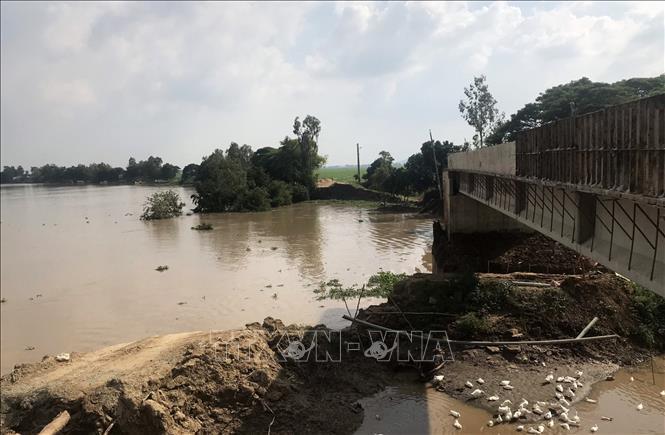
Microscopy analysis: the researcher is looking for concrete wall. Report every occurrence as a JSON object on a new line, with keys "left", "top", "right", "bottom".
{"left": 442, "top": 170, "right": 528, "bottom": 238}
{"left": 448, "top": 142, "right": 516, "bottom": 175}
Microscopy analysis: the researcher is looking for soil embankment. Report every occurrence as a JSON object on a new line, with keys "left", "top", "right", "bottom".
{"left": 311, "top": 181, "right": 393, "bottom": 202}
{"left": 432, "top": 224, "right": 603, "bottom": 275}
{"left": 2, "top": 271, "right": 663, "bottom": 434}
{"left": 1, "top": 319, "right": 391, "bottom": 434}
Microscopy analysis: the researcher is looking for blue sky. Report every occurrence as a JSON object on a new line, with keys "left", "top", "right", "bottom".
{"left": 1, "top": 1, "right": 663, "bottom": 168}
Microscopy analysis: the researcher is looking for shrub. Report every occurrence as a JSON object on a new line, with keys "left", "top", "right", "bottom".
{"left": 454, "top": 312, "right": 489, "bottom": 338}
{"left": 291, "top": 183, "right": 310, "bottom": 203}
{"left": 140, "top": 190, "right": 185, "bottom": 220}
{"left": 268, "top": 180, "right": 292, "bottom": 207}
{"left": 236, "top": 187, "right": 271, "bottom": 211}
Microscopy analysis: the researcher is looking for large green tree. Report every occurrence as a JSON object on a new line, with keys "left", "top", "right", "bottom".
{"left": 488, "top": 75, "right": 665, "bottom": 144}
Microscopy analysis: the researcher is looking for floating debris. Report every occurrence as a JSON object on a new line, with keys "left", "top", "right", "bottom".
{"left": 191, "top": 223, "right": 213, "bottom": 231}
{"left": 25, "top": 346, "right": 35, "bottom": 351}
{"left": 600, "top": 417, "right": 613, "bottom": 421}
{"left": 585, "top": 398, "right": 597, "bottom": 403}
{"left": 55, "top": 353, "right": 70, "bottom": 362}
{"left": 272, "top": 293, "right": 278, "bottom": 299}
{"left": 177, "top": 302, "right": 187, "bottom": 305}
{"left": 155, "top": 265, "right": 169, "bottom": 272}
{"left": 271, "top": 246, "right": 278, "bottom": 250}
{"left": 0, "top": 298, "right": 6, "bottom": 303}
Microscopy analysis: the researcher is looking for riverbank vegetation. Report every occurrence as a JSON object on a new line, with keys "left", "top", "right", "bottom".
{"left": 1, "top": 156, "right": 181, "bottom": 185}
{"left": 191, "top": 116, "right": 324, "bottom": 212}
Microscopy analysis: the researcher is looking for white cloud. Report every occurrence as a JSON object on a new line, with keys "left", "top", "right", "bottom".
{"left": 1, "top": 1, "right": 663, "bottom": 167}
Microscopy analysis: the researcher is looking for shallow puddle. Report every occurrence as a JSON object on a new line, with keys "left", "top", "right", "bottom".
{"left": 356, "top": 357, "right": 665, "bottom": 434}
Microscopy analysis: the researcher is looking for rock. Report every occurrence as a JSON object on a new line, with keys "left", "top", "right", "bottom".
{"left": 486, "top": 346, "right": 501, "bottom": 354}
{"left": 245, "top": 322, "right": 262, "bottom": 330}
{"left": 505, "top": 345, "right": 522, "bottom": 353}
{"left": 55, "top": 353, "right": 70, "bottom": 362}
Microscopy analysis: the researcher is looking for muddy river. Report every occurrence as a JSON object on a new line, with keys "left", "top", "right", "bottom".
{"left": 357, "top": 357, "right": 665, "bottom": 434}
{"left": 0, "top": 184, "right": 432, "bottom": 374}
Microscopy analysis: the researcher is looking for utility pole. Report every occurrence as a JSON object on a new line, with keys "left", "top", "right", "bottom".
{"left": 430, "top": 130, "right": 443, "bottom": 199}
{"left": 356, "top": 143, "right": 361, "bottom": 184}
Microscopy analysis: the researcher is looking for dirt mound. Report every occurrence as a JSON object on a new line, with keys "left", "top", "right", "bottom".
{"left": 1, "top": 319, "right": 391, "bottom": 435}
{"left": 311, "top": 182, "right": 393, "bottom": 202}
{"left": 359, "top": 272, "right": 663, "bottom": 361}
{"left": 432, "top": 228, "right": 602, "bottom": 274}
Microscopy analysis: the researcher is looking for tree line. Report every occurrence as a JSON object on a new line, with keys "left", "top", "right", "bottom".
{"left": 1, "top": 156, "right": 181, "bottom": 184}
{"left": 361, "top": 74, "right": 664, "bottom": 196}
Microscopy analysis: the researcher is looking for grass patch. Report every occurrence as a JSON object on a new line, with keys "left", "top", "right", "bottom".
{"left": 317, "top": 166, "right": 367, "bottom": 185}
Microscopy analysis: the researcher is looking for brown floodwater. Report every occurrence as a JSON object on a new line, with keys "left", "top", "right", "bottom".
{"left": 356, "top": 357, "right": 665, "bottom": 434}
{"left": 0, "top": 184, "right": 432, "bottom": 374}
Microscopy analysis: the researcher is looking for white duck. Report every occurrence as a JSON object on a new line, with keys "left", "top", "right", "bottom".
{"left": 636, "top": 403, "right": 643, "bottom": 410}
{"left": 500, "top": 380, "right": 511, "bottom": 386}
{"left": 557, "top": 376, "right": 565, "bottom": 382}
{"left": 433, "top": 375, "right": 444, "bottom": 384}
{"left": 465, "top": 380, "right": 474, "bottom": 388}
{"left": 453, "top": 419, "right": 462, "bottom": 430}
{"left": 544, "top": 411, "right": 552, "bottom": 420}
{"left": 501, "top": 399, "right": 513, "bottom": 406}
{"left": 477, "top": 377, "right": 485, "bottom": 384}
{"left": 503, "top": 384, "right": 514, "bottom": 390}
{"left": 560, "top": 422, "right": 571, "bottom": 430}
{"left": 537, "top": 424, "right": 545, "bottom": 433}
{"left": 527, "top": 427, "right": 540, "bottom": 434}
{"left": 487, "top": 420, "right": 494, "bottom": 427}
{"left": 532, "top": 405, "right": 543, "bottom": 415}
{"left": 471, "top": 389, "right": 484, "bottom": 397}
{"left": 547, "top": 420, "right": 554, "bottom": 428}
{"left": 590, "top": 424, "right": 598, "bottom": 432}
{"left": 488, "top": 395, "right": 499, "bottom": 401}
{"left": 516, "top": 425, "right": 524, "bottom": 432}
{"left": 660, "top": 390, "right": 665, "bottom": 397}
{"left": 450, "top": 410, "right": 460, "bottom": 418}
{"left": 556, "top": 384, "right": 564, "bottom": 392}
{"left": 575, "top": 370, "right": 583, "bottom": 377}
{"left": 544, "top": 374, "right": 554, "bottom": 384}
{"left": 565, "top": 387, "right": 576, "bottom": 398}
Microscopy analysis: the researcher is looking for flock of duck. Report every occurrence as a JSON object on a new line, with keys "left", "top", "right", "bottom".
{"left": 432, "top": 371, "right": 665, "bottom": 432}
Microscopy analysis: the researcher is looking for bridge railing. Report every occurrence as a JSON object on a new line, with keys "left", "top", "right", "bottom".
{"left": 516, "top": 94, "right": 665, "bottom": 198}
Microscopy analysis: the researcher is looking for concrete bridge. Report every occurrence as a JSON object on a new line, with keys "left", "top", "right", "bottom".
{"left": 442, "top": 94, "right": 665, "bottom": 297}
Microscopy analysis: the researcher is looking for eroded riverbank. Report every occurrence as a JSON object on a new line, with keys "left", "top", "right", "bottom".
{"left": 2, "top": 272, "right": 664, "bottom": 434}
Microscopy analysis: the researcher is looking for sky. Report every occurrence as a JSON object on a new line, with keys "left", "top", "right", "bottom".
{"left": 1, "top": 1, "right": 663, "bottom": 168}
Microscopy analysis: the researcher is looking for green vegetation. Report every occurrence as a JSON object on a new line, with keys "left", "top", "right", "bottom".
{"left": 362, "top": 140, "right": 466, "bottom": 196}
{"left": 488, "top": 75, "right": 665, "bottom": 144}
{"left": 140, "top": 190, "right": 185, "bottom": 220}
{"left": 1, "top": 156, "right": 181, "bottom": 184}
{"left": 631, "top": 284, "right": 665, "bottom": 348}
{"left": 317, "top": 166, "right": 367, "bottom": 184}
{"left": 192, "top": 116, "right": 323, "bottom": 213}
{"left": 458, "top": 75, "right": 504, "bottom": 148}
{"left": 454, "top": 313, "right": 490, "bottom": 338}
{"left": 314, "top": 271, "right": 407, "bottom": 301}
